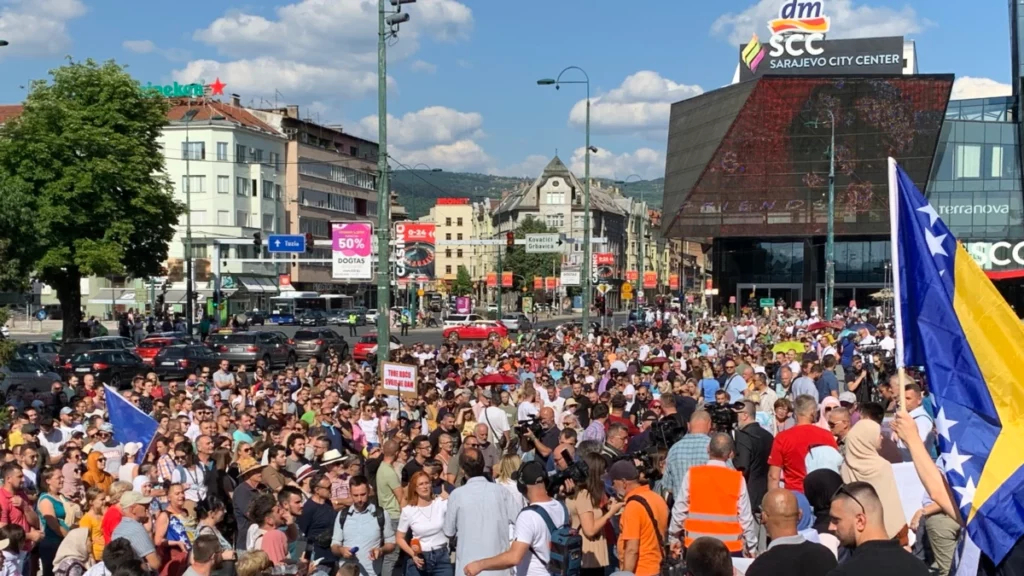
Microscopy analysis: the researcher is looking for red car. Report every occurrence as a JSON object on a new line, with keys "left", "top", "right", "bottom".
{"left": 136, "top": 337, "right": 187, "bottom": 365}
{"left": 353, "top": 333, "right": 401, "bottom": 362}
{"left": 443, "top": 321, "right": 508, "bottom": 342}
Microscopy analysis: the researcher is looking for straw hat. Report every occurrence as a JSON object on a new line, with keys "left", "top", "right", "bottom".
{"left": 237, "top": 456, "right": 265, "bottom": 478}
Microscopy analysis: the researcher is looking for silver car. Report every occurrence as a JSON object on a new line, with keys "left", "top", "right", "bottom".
{"left": 501, "top": 313, "right": 533, "bottom": 332}
{"left": 16, "top": 342, "right": 62, "bottom": 367}
{"left": 208, "top": 331, "right": 296, "bottom": 368}
{"left": 1, "top": 357, "right": 62, "bottom": 394}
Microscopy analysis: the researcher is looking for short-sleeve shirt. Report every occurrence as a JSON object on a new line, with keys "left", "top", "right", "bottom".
{"left": 767, "top": 424, "right": 838, "bottom": 492}
{"left": 514, "top": 500, "right": 568, "bottom": 576}
{"left": 816, "top": 371, "right": 839, "bottom": 401}
{"left": 261, "top": 466, "right": 287, "bottom": 492}
{"left": 110, "top": 517, "right": 156, "bottom": 559}
{"left": 375, "top": 463, "right": 401, "bottom": 519}
{"left": 260, "top": 528, "right": 289, "bottom": 565}
{"left": 619, "top": 486, "right": 669, "bottom": 576}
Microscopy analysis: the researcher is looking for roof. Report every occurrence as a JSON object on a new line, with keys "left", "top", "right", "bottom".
{"left": 0, "top": 105, "right": 24, "bottom": 125}
{"left": 494, "top": 155, "right": 627, "bottom": 216}
{"left": 166, "top": 98, "right": 281, "bottom": 136}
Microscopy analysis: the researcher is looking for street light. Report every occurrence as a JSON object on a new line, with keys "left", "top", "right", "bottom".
{"left": 182, "top": 107, "right": 199, "bottom": 336}
{"left": 615, "top": 174, "right": 644, "bottom": 313}
{"left": 538, "top": 66, "right": 592, "bottom": 329}
{"left": 804, "top": 110, "right": 836, "bottom": 319}
{"left": 376, "top": 0, "right": 415, "bottom": 375}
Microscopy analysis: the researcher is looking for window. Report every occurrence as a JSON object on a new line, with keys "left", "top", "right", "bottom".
{"left": 367, "top": 201, "right": 378, "bottom": 215}
{"left": 299, "top": 217, "right": 330, "bottom": 237}
{"left": 445, "top": 217, "right": 451, "bottom": 226}
{"left": 955, "top": 144, "right": 981, "bottom": 179}
{"left": 445, "top": 249, "right": 452, "bottom": 258}
{"left": 298, "top": 189, "right": 356, "bottom": 213}
{"left": 457, "top": 233, "right": 463, "bottom": 240}
{"left": 457, "top": 217, "right": 463, "bottom": 226}
{"left": 216, "top": 142, "right": 228, "bottom": 161}
{"left": 263, "top": 214, "right": 274, "bottom": 231}
{"left": 445, "top": 233, "right": 452, "bottom": 240}
{"left": 573, "top": 215, "right": 584, "bottom": 228}
{"left": 445, "top": 265, "right": 452, "bottom": 275}
{"left": 253, "top": 149, "right": 264, "bottom": 164}
{"left": 262, "top": 180, "right": 274, "bottom": 199}
{"left": 269, "top": 152, "right": 280, "bottom": 171}
{"left": 217, "top": 210, "right": 230, "bottom": 226}
{"left": 545, "top": 214, "right": 564, "bottom": 228}
{"left": 235, "top": 144, "right": 246, "bottom": 164}
{"left": 297, "top": 157, "right": 376, "bottom": 191}
{"left": 457, "top": 249, "right": 463, "bottom": 258}
{"left": 252, "top": 179, "right": 257, "bottom": 197}
{"left": 191, "top": 244, "right": 208, "bottom": 259}
{"left": 349, "top": 146, "right": 358, "bottom": 157}
{"left": 547, "top": 191, "right": 565, "bottom": 204}
{"left": 236, "top": 177, "right": 249, "bottom": 197}
{"left": 275, "top": 184, "right": 283, "bottom": 200}
{"left": 190, "top": 210, "right": 206, "bottom": 225}
{"left": 181, "top": 175, "right": 205, "bottom": 193}
{"left": 217, "top": 176, "right": 230, "bottom": 194}
{"left": 236, "top": 211, "right": 248, "bottom": 227}
{"left": 182, "top": 141, "right": 205, "bottom": 160}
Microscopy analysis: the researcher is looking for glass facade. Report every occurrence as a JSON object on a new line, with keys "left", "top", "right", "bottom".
{"left": 926, "top": 96, "right": 1024, "bottom": 241}
{"left": 719, "top": 241, "right": 805, "bottom": 285}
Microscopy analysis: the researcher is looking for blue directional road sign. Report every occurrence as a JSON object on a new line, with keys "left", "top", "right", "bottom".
{"left": 267, "top": 234, "right": 306, "bottom": 253}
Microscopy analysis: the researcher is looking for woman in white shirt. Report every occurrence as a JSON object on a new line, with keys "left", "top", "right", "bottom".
{"left": 357, "top": 402, "right": 383, "bottom": 448}
{"left": 395, "top": 471, "right": 452, "bottom": 576}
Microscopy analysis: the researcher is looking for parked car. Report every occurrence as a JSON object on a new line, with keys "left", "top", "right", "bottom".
{"left": 365, "top": 309, "right": 379, "bottom": 324}
{"left": 443, "top": 314, "right": 484, "bottom": 328}
{"left": 152, "top": 344, "right": 221, "bottom": 380}
{"left": 64, "top": 349, "right": 145, "bottom": 388}
{"left": 325, "top": 310, "right": 345, "bottom": 326}
{"left": 500, "top": 313, "right": 533, "bottom": 332}
{"left": 340, "top": 309, "right": 367, "bottom": 326}
{"left": 245, "top": 310, "right": 266, "bottom": 326}
{"left": 298, "top": 311, "right": 328, "bottom": 327}
{"left": 293, "top": 328, "right": 348, "bottom": 361}
{"left": 443, "top": 321, "right": 508, "bottom": 343}
{"left": 136, "top": 337, "right": 189, "bottom": 366}
{"left": 353, "top": 333, "right": 400, "bottom": 362}
{"left": 486, "top": 303, "right": 498, "bottom": 313}
{"left": 0, "top": 357, "right": 62, "bottom": 394}
{"left": 56, "top": 337, "right": 139, "bottom": 368}
{"left": 16, "top": 342, "right": 62, "bottom": 367}
{"left": 207, "top": 331, "right": 296, "bottom": 368}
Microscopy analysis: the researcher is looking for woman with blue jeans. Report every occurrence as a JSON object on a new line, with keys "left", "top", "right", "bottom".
{"left": 395, "top": 471, "right": 454, "bottom": 576}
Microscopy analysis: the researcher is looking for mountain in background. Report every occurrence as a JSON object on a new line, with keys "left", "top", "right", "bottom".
{"left": 391, "top": 170, "right": 665, "bottom": 220}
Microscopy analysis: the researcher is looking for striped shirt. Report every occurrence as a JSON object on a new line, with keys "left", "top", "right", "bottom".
{"left": 661, "top": 434, "right": 711, "bottom": 497}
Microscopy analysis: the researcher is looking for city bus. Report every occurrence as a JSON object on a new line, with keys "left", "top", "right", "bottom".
{"left": 321, "top": 294, "right": 355, "bottom": 312}
{"left": 269, "top": 292, "right": 319, "bottom": 325}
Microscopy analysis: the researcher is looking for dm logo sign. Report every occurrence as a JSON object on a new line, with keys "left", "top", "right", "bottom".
{"left": 767, "top": 0, "right": 830, "bottom": 59}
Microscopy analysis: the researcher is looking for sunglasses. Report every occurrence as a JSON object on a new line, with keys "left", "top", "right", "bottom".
{"left": 832, "top": 485, "right": 866, "bottom": 515}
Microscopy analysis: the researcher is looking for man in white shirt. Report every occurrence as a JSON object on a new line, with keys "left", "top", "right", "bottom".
{"left": 478, "top": 389, "right": 510, "bottom": 446}
{"left": 878, "top": 328, "right": 896, "bottom": 353}
{"left": 463, "top": 460, "right": 566, "bottom": 576}
{"left": 542, "top": 385, "right": 565, "bottom": 425}
{"left": 896, "top": 382, "right": 937, "bottom": 461}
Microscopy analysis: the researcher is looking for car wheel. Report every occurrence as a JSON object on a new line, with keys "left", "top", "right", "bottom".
{"left": 262, "top": 354, "right": 273, "bottom": 368}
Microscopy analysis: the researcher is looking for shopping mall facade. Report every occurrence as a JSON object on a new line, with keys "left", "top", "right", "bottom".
{"left": 661, "top": 1, "right": 1024, "bottom": 314}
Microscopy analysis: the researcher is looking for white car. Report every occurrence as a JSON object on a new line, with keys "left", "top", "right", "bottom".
{"left": 486, "top": 303, "right": 498, "bottom": 313}
{"left": 443, "top": 314, "right": 484, "bottom": 328}
{"left": 365, "top": 309, "right": 378, "bottom": 323}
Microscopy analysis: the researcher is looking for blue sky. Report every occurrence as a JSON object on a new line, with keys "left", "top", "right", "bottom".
{"left": 0, "top": 0, "right": 1014, "bottom": 179}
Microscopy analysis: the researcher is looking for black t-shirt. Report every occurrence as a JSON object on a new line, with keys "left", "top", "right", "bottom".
{"left": 429, "top": 426, "right": 461, "bottom": 454}
{"left": 297, "top": 498, "right": 337, "bottom": 562}
{"left": 826, "top": 539, "right": 929, "bottom": 576}
{"left": 746, "top": 539, "right": 836, "bottom": 576}
{"left": 845, "top": 368, "right": 873, "bottom": 405}
{"left": 402, "top": 458, "right": 425, "bottom": 485}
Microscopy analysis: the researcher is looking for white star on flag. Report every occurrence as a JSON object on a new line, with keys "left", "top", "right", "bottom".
{"left": 926, "top": 230, "right": 949, "bottom": 257}
{"left": 941, "top": 443, "right": 972, "bottom": 476}
{"left": 936, "top": 407, "right": 958, "bottom": 442}
{"left": 955, "top": 476, "right": 977, "bottom": 511}
{"left": 917, "top": 204, "right": 941, "bottom": 227}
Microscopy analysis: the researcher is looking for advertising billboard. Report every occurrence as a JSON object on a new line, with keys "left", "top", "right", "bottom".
{"left": 394, "top": 223, "right": 435, "bottom": 283}
{"left": 643, "top": 272, "right": 658, "bottom": 289}
{"left": 533, "top": 277, "right": 542, "bottom": 290}
{"left": 669, "top": 274, "right": 680, "bottom": 290}
{"left": 486, "top": 272, "right": 497, "bottom": 288}
{"left": 593, "top": 253, "right": 616, "bottom": 282}
{"left": 501, "top": 272, "right": 513, "bottom": 288}
{"left": 332, "top": 222, "right": 373, "bottom": 280}
{"left": 560, "top": 267, "right": 581, "bottom": 286}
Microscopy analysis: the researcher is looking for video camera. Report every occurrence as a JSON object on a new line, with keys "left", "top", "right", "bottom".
{"left": 704, "top": 402, "right": 739, "bottom": 433}
{"left": 647, "top": 418, "right": 684, "bottom": 449}
{"left": 515, "top": 415, "right": 545, "bottom": 439}
{"left": 615, "top": 449, "right": 662, "bottom": 483}
{"left": 547, "top": 448, "right": 589, "bottom": 496}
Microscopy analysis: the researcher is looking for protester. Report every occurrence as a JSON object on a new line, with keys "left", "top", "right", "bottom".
{"left": 827, "top": 482, "right": 929, "bottom": 576}
{"left": 744, "top": 489, "right": 835, "bottom": 576}
{"left": 839, "top": 420, "right": 909, "bottom": 545}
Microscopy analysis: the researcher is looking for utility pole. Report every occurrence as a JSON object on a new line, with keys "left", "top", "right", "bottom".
{"left": 183, "top": 104, "right": 197, "bottom": 337}
{"left": 376, "top": 0, "right": 414, "bottom": 375}
{"left": 825, "top": 109, "right": 836, "bottom": 320}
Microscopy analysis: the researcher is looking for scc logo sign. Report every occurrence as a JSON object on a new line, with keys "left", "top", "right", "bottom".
{"left": 768, "top": 0, "right": 830, "bottom": 58}
{"left": 965, "top": 241, "right": 1024, "bottom": 270}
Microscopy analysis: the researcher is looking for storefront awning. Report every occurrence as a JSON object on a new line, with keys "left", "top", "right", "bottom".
{"left": 87, "top": 289, "right": 137, "bottom": 306}
{"left": 225, "top": 275, "right": 280, "bottom": 294}
{"left": 164, "top": 289, "right": 214, "bottom": 304}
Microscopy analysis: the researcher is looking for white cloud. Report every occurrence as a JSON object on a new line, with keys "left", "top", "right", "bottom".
{"left": 392, "top": 140, "right": 492, "bottom": 172}
{"left": 410, "top": 60, "right": 437, "bottom": 74}
{"left": 183, "top": 0, "right": 472, "bottom": 98}
{"left": 490, "top": 155, "right": 551, "bottom": 178}
{"left": 123, "top": 40, "right": 156, "bottom": 54}
{"left": 173, "top": 58, "right": 382, "bottom": 100}
{"left": 568, "top": 71, "right": 703, "bottom": 136}
{"left": 951, "top": 77, "right": 1011, "bottom": 101}
{"left": 0, "top": 0, "right": 85, "bottom": 57}
{"left": 570, "top": 147, "right": 665, "bottom": 181}
{"left": 357, "top": 106, "right": 484, "bottom": 148}
{"left": 712, "top": 0, "right": 929, "bottom": 45}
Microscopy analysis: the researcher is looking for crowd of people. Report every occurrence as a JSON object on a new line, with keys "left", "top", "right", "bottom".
{"left": 0, "top": 304, "right": 986, "bottom": 576}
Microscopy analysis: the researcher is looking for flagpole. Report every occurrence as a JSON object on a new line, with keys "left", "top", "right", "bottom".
{"left": 886, "top": 157, "right": 907, "bottom": 412}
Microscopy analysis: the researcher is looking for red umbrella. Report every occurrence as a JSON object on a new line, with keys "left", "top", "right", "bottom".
{"left": 806, "top": 321, "right": 838, "bottom": 332}
{"left": 644, "top": 357, "right": 669, "bottom": 366}
{"left": 476, "top": 374, "right": 519, "bottom": 386}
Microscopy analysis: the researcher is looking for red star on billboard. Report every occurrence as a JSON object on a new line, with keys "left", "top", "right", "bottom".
{"left": 209, "top": 77, "right": 226, "bottom": 96}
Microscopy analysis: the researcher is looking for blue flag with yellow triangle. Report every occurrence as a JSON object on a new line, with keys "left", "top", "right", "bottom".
{"left": 888, "top": 157, "right": 1024, "bottom": 566}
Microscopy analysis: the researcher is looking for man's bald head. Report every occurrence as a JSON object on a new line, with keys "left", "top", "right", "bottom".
{"left": 382, "top": 440, "right": 399, "bottom": 458}
{"left": 539, "top": 407, "right": 555, "bottom": 420}
{"left": 690, "top": 410, "right": 712, "bottom": 434}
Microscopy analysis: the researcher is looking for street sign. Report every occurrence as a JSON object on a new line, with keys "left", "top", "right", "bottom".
{"left": 560, "top": 268, "right": 581, "bottom": 286}
{"left": 759, "top": 298, "right": 776, "bottom": 308}
{"left": 621, "top": 282, "right": 633, "bottom": 299}
{"left": 267, "top": 234, "right": 306, "bottom": 253}
{"left": 417, "top": 289, "right": 424, "bottom": 297}
{"left": 597, "top": 283, "right": 611, "bottom": 295}
{"left": 525, "top": 233, "right": 562, "bottom": 253}
{"left": 35, "top": 309, "right": 47, "bottom": 321}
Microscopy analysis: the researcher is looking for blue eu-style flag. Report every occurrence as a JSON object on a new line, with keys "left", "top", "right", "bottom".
{"left": 104, "top": 384, "right": 159, "bottom": 464}
{"left": 889, "top": 158, "right": 1024, "bottom": 568}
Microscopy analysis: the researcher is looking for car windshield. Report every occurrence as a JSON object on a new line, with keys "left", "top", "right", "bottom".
{"left": 208, "top": 334, "right": 256, "bottom": 344}
{"left": 501, "top": 315, "right": 519, "bottom": 320}
{"left": 156, "top": 347, "right": 185, "bottom": 358}
{"left": 294, "top": 331, "right": 319, "bottom": 340}
{"left": 448, "top": 315, "right": 467, "bottom": 322}
{"left": 71, "top": 352, "right": 108, "bottom": 363}
{"left": 8, "top": 359, "right": 47, "bottom": 372}
{"left": 62, "top": 342, "right": 96, "bottom": 355}
{"left": 360, "top": 335, "right": 378, "bottom": 344}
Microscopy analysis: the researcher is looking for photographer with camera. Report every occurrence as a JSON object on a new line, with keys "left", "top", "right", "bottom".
{"left": 520, "top": 408, "right": 561, "bottom": 463}
{"left": 844, "top": 355, "right": 873, "bottom": 407}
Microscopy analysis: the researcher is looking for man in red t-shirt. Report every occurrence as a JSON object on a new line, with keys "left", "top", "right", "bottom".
{"left": 767, "top": 394, "right": 837, "bottom": 492}
{"left": 0, "top": 463, "right": 43, "bottom": 550}
{"left": 606, "top": 393, "right": 641, "bottom": 437}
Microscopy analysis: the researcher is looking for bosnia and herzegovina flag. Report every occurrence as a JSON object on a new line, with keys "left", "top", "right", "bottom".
{"left": 104, "top": 384, "right": 159, "bottom": 464}
{"left": 888, "top": 158, "right": 1024, "bottom": 569}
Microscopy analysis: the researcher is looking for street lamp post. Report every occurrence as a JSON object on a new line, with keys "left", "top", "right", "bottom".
{"left": 538, "top": 67, "right": 593, "bottom": 331}
{"left": 183, "top": 106, "right": 198, "bottom": 336}
{"left": 616, "top": 174, "right": 644, "bottom": 314}
{"left": 376, "top": 0, "right": 415, "bottom": 375}
{"left": 825, "top": 110, "right": 836, "bottom": 320}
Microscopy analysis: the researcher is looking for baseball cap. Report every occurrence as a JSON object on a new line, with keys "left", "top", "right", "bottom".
{"left": 516, "top": 461, "right": 547, "bottom": 488}
{"left": 99, "top": 423, "right": 114, "bottom": 433}
{"left": 60, "top": 407, "right": 74, "bottom": 416}
{"left": 608, "top": 460, "right": 639, "bottom": 482}
{"left": 838, "top": 392, "right": 857, "bottom": 406}
{"left": 120, "top": 491, "right": 153, "bottom": 508}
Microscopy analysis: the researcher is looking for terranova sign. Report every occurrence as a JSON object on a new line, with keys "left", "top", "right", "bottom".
{"left": 143, "top": 78, "right": 227, "bottom": 98}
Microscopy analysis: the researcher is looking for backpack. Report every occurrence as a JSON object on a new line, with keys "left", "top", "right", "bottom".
{"left": 336, "top": 505, "right": 386, "bottom": 547}
{"left": 522, "top": 502, "right": 582, "bottom": 576}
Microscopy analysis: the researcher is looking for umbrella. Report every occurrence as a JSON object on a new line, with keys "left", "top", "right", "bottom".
{"left": 870, "top": 288, "right": 894, "bottom": 300}
{"left": 772, "top": 341, "right": 806, "bottom": 353}
{"left": 846, "top": 322, "right": 877, "bottom": 334}
{"left": 644, "top": 357, "right": 669, "bottom": 366}
{"left": 805, "top": 321, "right": 837, "bottom": 332}
{"left": 476, "top": 373, "right": 519, "bottom": 386}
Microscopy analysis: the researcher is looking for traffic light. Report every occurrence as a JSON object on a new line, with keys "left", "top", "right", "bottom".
{"left": 305, "top": 232, "right": 314, "bottom": 253}
{"left": 253, "top": 232, "right": 262, "bottom": 248}
{"left": 506, "top": 231, "right": 515, "bottom": 254}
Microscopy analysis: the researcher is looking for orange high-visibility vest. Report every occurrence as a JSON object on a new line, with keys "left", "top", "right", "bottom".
{"left": 683, "top": 465, "right": 744, "bottom": 553}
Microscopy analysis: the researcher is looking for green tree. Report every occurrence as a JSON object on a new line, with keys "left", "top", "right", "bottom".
{"left": 0, "top": 59, "right": 182, "bottom": 339}
{"left": 502, "top": 216, "right": 561, "bottom": 291}
{"left": 0, "top": 308, "right": 16, "bottom": 371}
{"left": 452, "top": 265, "right": 473, "bottom": 296}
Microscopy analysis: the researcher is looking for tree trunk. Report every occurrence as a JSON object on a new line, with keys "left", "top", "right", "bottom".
{"left": 56, "top": 272, "right": 83, "bottom": 341}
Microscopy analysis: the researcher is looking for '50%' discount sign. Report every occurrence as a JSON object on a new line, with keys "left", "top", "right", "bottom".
{"left": 332, "top": 222, "right": 372, "bottom": 280}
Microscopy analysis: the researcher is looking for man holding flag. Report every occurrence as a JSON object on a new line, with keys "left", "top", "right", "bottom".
{"left": 887, "top": 157, "right": 1024, "bottom": 574}
{"left": 104, "top": 384, "right": 160, "bottom": 467}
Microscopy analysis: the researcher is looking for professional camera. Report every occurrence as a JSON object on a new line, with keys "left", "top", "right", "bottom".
{"left": 704, "top": 402, "right": 738, "bottom": 433}
{"left": 616, "top": 449, "right": 662, "bottom": 483}
{"left": 547, "top": 449, "right": 589, "bottom": 496}
{"left": 647, "top": 419, "right": 684, "bottom": 449}
{"left": 515, "top": 415, "right": 545, "bottom": 439}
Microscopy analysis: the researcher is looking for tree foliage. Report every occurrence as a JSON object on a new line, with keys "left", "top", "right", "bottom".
{"left": 502, "top": 216, "right": 562, "bottom": 291}
{"left": 0, "top": 308, "right": 16, "bottom": 370}
{"left": 452, "top": 265, "right": 473, "bottom": 296}
{"left": 0, "top": 59, "right": 183, "bottom": 339}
